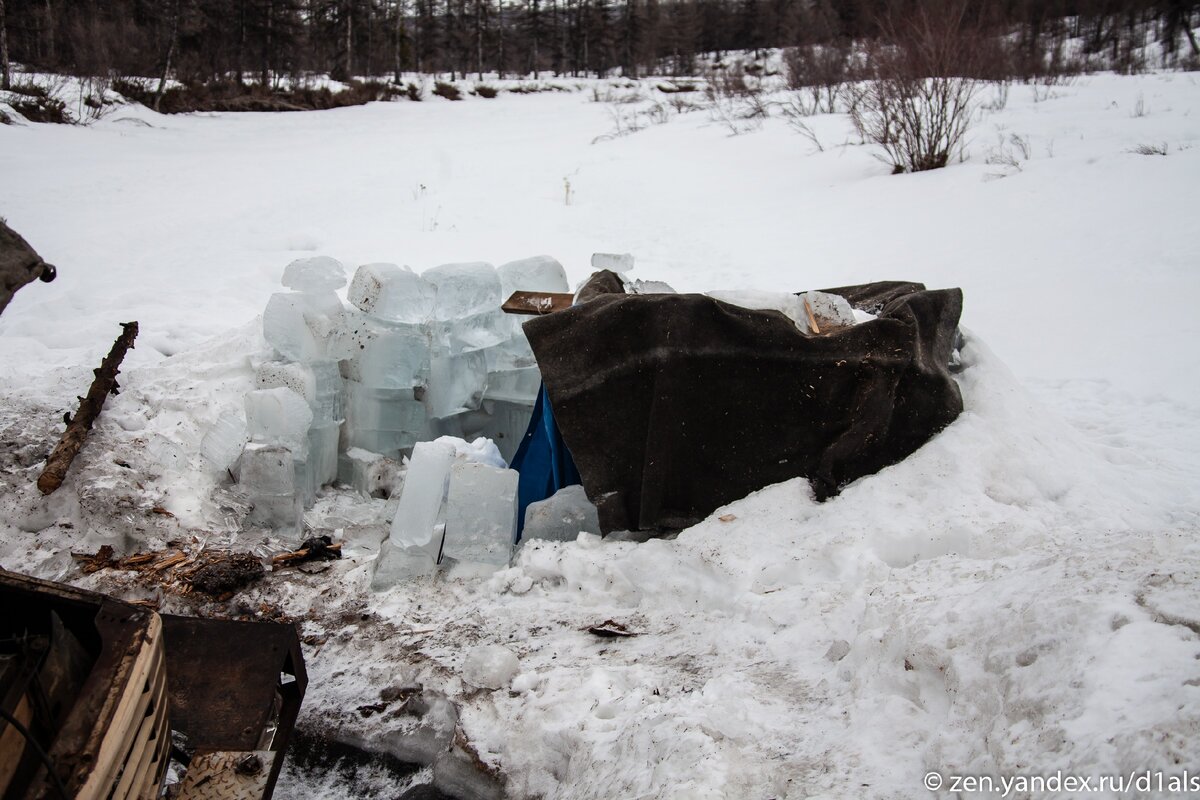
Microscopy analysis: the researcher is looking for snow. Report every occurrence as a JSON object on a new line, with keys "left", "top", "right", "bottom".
{"left": 1, "top": 71, "right": 1199, "bottom": 799}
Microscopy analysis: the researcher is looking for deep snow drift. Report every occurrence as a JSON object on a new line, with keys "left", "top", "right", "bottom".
{"left": 1, "top": 72, "right": 1199, "bottom": 798}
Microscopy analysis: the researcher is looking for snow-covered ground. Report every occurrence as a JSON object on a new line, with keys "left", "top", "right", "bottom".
{"left": 1, "top": 72, "right": 1199, "bottom": 798}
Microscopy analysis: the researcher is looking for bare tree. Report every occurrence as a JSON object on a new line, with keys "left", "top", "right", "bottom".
{"left": 0, "top": 0, "right": 10, "bottom": 89}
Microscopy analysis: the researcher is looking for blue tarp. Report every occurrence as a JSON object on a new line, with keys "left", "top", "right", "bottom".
{"left": 510, "top": 384, "right": 581, "bottom": 539}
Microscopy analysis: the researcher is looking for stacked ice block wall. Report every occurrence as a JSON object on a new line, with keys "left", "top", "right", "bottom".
{"left": 220, "top": 254, "right": 570, "bottom": 536}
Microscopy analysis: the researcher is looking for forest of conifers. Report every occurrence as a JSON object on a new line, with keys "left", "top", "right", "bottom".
{"left": 1, "top": 0, "right": 1197, "bottom": 86}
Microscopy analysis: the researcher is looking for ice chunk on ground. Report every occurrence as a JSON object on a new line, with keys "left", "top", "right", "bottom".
{"left": 497, "top": 255, "right": 570, "bottom": 297}
{"left": 591, "top": 252, "right": 634, "bottom": 273}
{"left": 339, "top": 523, "right": 389, "bottom": 556}
{"left": 388, "top": 440, "right": 457, "bottom": 550}
{"left": 281, "top": 256, "right": 346, "bottom": 292}
{"left": 244, "top": 387, "right": 313, "bottom": 449}
{"left": 262, "top": 291, "right": 345, "bottom": 362}
{"left": 799, "top": 290, "right": 857, "bottom": 331}
{"left": 440, "top": 462, "right": 519, "bottom": 566}
{"left": 146, "top": 435, "right": 187, "bottom": 473}
{"left": 425, "top": 347, "right": 486, "bottom": 419}
{"left": 236, "top": 443, "right": 303, "bottom": 534}
{"left": 522, "top": 485, "right": 601, "bottom": 543}
{"left": 462, "top": 644, "right": 520, "bottom": 690}
{"left": 347, "top": 263, "right": 436, "bottom": 323}
{"left": 200, "top": 409, "right": 249, "bottom": 473}
{"left": 423, "top": 262, "right": 502, "bottom": 320}
{"left": 371, "top": 537, "right": 438, "bottom": 588}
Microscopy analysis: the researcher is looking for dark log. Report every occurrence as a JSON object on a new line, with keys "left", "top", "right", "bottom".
{"left": 37, "top": 322, "right": 139, "bottom": 495}
{"left": 0, "top": 220, "right": 57, "bottom": 316}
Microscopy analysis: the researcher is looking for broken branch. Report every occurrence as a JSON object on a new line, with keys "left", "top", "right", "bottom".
{"left": 37, "top": 322, "right": 138, "bottom": 495}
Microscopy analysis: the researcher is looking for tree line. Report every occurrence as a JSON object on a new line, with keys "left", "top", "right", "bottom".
{"left": 1, "top": 0, "right": 1197, "bottom": 91}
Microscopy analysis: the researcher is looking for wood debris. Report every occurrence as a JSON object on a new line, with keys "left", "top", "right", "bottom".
{"left": 586, "top": 619, "right": 638, "bottom": 638}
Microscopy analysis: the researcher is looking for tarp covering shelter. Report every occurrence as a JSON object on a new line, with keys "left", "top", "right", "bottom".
{"left": 523, "top": 275, "right": 964, "bottom": 533}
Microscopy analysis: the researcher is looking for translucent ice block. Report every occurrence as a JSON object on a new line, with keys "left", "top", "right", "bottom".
{"left": 256, "top": 361, "right": 315, "bottom": 403}
{"left": 441, "top": 462, "right": 519, "bottom": 566}
{"left": 799, "top": 290, "right": 857, "bottom": 332}
{"left": 483, "top": 368, "right": 540, "bottom": 405}
{"left": 440, "top": 309, "right": 509, "bottom": 354}
{"left": 629, "top": 279, "right": 675, "bottom": 294}
{"left": 435, "top": 404, "right": 533, "bottom": 465}
{"left": 257, "top": 360, "right": 344, "bottom": 424}
{"left": 497, "top": 255, "right": 570, "bottom": 297}
{"left": 348, "top": 263, "right": 436, "bottom": 324}
{"left": 423, "top": 262, "right": 501, "bottom": 321}
{"left": 484, "top": 326, "right": 536, "bottom": 372}
{"left": 338, "top": 315, "right": 431, "bottom": 390}
{"left": 247, "top": 492, "right": 303, "bottom": 538}
{"left": 244, "top": 387, "right": 313, "bottom": 450}
{"left": 522, "top": 485, "right": 601, "bottom": 543}
{"left": 200, "top": 409, "right": 250, "bottom": 473}
{"left": 591, "top": 252, "right": 634, "bottom": 273}
{"left": 310, "top": 359, "right": 345, "bottom": 423}
{"left": 263, "top": 291, "right": 346, "bottom": 362}
{"left": 281, "top": 256, "right": 347, "bottom": 293}
{"left": 388, "top": 439, "right": 457, "bottom": 551}
{"left": 308, "top": 420, "right": 340, "bottom": 493}
{"left": 345, "top": 427, "right": 420, "bottom": 460}
{"left": 344, "top": 381, "right": 426, "bottom": 432}
{"left": 237, "top": 443, "right": 296, "bottom": 495}
{"left": 425, "top": 347, "right": 486, "bottom": 419}
{"left": 706, "top": 290, "right": 809, "bottom": 332}
{"left": 146, "top": 435, "right": 187, "bottom": 473}
{"left": 337, "top": 447, "right": 400, "bottom": 497}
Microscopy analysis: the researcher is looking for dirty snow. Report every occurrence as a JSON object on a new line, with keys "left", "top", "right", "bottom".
{"left": 1, "top": 71, "right": 1199, "bottom": 798}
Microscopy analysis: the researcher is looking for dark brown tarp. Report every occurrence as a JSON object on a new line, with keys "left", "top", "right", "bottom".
{"left": 0, "top": 220, "right": 56, "bottom": 315}
{"left": 524, "top": 276, "right": 963, "bottom": 533}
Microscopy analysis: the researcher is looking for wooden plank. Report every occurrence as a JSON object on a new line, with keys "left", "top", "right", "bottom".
{"left": 501, "top": 291, "right": 574, "bottom": 316}
{"left": 75, "top": 614, "right": 161, "bottom": 800}
{"left": 802, "top": 296, "right": 821, "bottom": 335}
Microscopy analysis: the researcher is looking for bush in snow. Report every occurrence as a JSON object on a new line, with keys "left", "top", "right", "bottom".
{"left": 432, "top": 81, "right": 462, "bottom": 101}
{"left": 846, "top": 0, "right": 983, "bottom": 173}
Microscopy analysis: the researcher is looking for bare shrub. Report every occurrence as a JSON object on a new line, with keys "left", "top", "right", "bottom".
{"left": 984, "top": 132, "right": 1031, "bottom": 177}
{"left": 980, "top": 81, "right": 1009, "bottom": 113}
{"left": 784, "top": 43, "right": 852, "bottom": 114}
{"left": 432, "top": 81, "right": 462, "bottom": 101}
{"left": 473, "top": 84, "right": 498, "bottom": 99}
{"left": 846, "top": 0, "right": 983, "bottom": 173}
{"left": 704, "top": 63, "right": 767, "bottom": 135}
{"left": 6, "top": 80, "right": 70, "bottom": 123}
{"left": 406, "top": 82, "right": 424, "bottom": 101}
{"left": 1130, "top": 142, "right": 1168, "bottom": 156}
